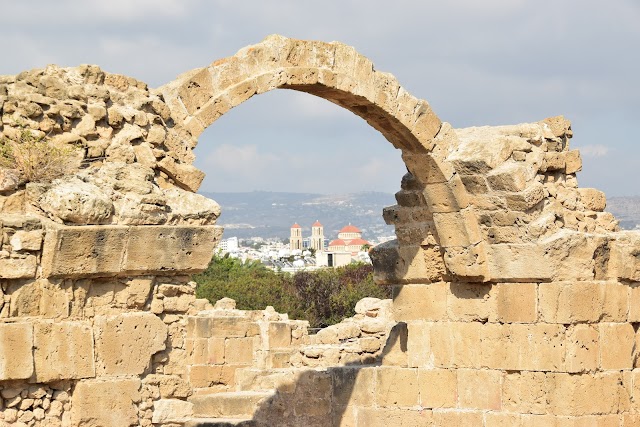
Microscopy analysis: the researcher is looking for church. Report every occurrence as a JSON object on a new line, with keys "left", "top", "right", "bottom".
{"left": 289, "top": 222, "right": 371, "bottom": 265}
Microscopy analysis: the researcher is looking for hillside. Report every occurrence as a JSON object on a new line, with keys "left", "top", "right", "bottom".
{"left": 200, "top": 192, "right": 640, "bottom": 242}
{"left": 201, "top": 191, "right": 397, "bottom": 242}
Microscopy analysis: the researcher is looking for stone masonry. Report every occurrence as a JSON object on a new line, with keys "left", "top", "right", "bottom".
{"left": 1, "top": 35, "right": 640, "bottom": 426}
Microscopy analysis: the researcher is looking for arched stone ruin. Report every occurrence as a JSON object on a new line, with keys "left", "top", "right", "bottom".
{"left": 0, "top": 35, "right": 639, "bottom": 426}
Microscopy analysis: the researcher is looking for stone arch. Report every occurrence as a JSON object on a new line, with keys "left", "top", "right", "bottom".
{"left": 158, "top": 35, "right": 487, "bottom": 281}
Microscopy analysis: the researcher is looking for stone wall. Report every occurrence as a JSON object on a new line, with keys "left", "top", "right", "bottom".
{"left": 2, "top": 35, "right": 640, "bottom": 426}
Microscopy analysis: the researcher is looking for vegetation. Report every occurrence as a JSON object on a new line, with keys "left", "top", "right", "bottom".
{"left": 194, "top": 255, "right": 391, "bottom": 328}
{"left": 0, "top": 127, "right": 80, "bottom": 184}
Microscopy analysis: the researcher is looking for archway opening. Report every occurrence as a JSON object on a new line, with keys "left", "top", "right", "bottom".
{"left": 192, "top": 88, "right": 406, "bottom": 244}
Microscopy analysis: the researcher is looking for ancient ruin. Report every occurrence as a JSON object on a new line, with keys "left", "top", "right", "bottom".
{"left": 0, "top": 34, "right": 639, "bottom": 426}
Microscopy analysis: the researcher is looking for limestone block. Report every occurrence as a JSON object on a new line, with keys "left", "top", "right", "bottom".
{"left": 539, "top": 282, "right": 614, "bottom": 323}
{"left": 401, "top": 152, "right": 455, "bottom": 185}
{"left": 610, "top": 233, "right": 640, "bottom": 282}
{"left": 133, "top": 143, "right": 157, "bottom": 168}
{"left": 157, "top": 156, "right": 205, "bottom": 192}
{"left": 162, "top": 188, "right": 221, "bottom": 225}
{"left": 225, "top": 337, "right": 255, "bottom": 365}
{"left": 330, "top": 366, "right": 376, "bottom": 408}
{"left": 579, "top": 188, "right": 606, "bottom": 211}
{"left": 392, "top": 283, "right": 447, "bottom": 322}
{"left": 7, "top": 279, "right": 42, "bottom": 316}
{"left": 447, "top": 282, "right": 493, "bottom": 322}
{"left": 71, "top": 379, "right": 141, "bottom": 427}
{"left": 432, "top": 209, "right": 482, "bottom": 248}
{"left": 460, "top": 174, "right": 489, "bottom": 194}
{"left": 0, "top": 322, "right": 33, "bottom": 380}
{"left": 491, "top": 323, "right": 566, "bottom": 371}
{"left": 371, "top": 240, "right": 446, "bottom": 284}
{"left": 10, "top": 229, "right": 43, "bottom": 251}
{"left": 189, "top": 337, "right": 225, "bottom": 365}
{"left": 432, "top": 411, "right": 483, "bottom": 426}
{"left": 188, "top": 365, "right": 237, "bottom": 388}
{"left": 95, "top": 312, "right": 167, "bottom": 376}
{"left": 0, "top": 255, "right": 37, "bottom": 279}
{"left": 566, "top": 324, "right": 599, "bottom": 373}
{"left": 178, "top": 68, "right": 214, "bottom": 115}
{"left": 457, "top": 369, "right": 501, "bottom": 410}
{"left": 394, "top": 189, "right": 426, "bottom": 208}
{"left": 33, "top": 320, "right": 95, "bottom": 382}
{"left": 543, "top": 230, "right": 605, "bottom": 281}
{"left": 441, "top": 243, "right": 489, "bottom": 282}
{"left": 41, "top": 225, "right": 128, "bottom": 278}
{"left": 122, "top": 225, "right": 222, "bottom": 274}
{"left": 548, "top": 372, "right": 629, "bottom": 416}
{"left": 422, "top": 176, "right": 469, "bottom": 213}
{"left": 502, "top": 371, "right": 551, "bottom": 414}
{"left": 418, "top": 368, "right": 457, "bottom": 408}
{"left": 449, "top": 126, "right": 521, "bottom": 173}
{"left": 152, "top": 399, "right": 193, "bottom": 424}
{"left": 541, "top": 115, "right": 572, "bottom": 138}
{"left": 486, "top": 243, "right": 552, "bottom": 281}
{"left": 492, "top": 282, "right": 537, "bottom": 323}
{"left": 356, "top": 407, "right": 434, "bottom": 426}
{"left": 565, "top": 149, "right": 583, "bottom": 174}
{"left": 38, "top": 178, "right": 113, "bottom": 225}
{"left": 374, "top": 367, "right": 419, "bottom": 408}
{"left": 487, "top": 161, "right": 530, "bottom": 192}
{"left": 268, "top": 322, "right": 292, "bottom": 348}
{"left": 504, "top": 181, "right": 545, "bottom": 210}
{"left": 118, "top": 277, "right": 153, "bottom": 309}
{"left": 599, "top": 323, "right": 634, "bottom": 370}
{"left": 542, "top": 152, "right": 566, "bottom": 171}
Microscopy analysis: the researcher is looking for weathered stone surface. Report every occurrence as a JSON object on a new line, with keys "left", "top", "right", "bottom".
{"left": 71, "top": 379, "right": 141, "bottom": 427}
{"left": 122, "top": 225, "right": 223, "bottom": 274}
{"left": 41, "top": 225, "right": 128, "bottom": 277}
{"left": 38, "top": 178, "right": 113, "bottom": 224}
{"left": 33, "top": 320, "right": 95, "bottom": 382}
{"left": 152, "top": 399, "right": 193, "bottom": 424}
{"left": 0, "top": 254, "right": 37, "bottom": 279}
{"left": 95, "top": 312, "right": 167, "bottom": 375}
{"left": 0, "top": 322, "right": 33, "bottom": 380}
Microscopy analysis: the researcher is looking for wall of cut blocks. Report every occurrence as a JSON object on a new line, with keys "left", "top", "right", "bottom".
{"left": 2, "top": 34, "right": 640, "bottom": 426}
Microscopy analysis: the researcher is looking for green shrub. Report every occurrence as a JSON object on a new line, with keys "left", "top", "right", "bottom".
{"left": 194, "top": 255, "right": 391, "bottom": 328}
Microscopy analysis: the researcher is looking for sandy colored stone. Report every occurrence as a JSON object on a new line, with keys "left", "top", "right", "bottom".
{"left": 418, "top": 368, "right": 457, "bottom": 408}
{"left": 599, "top": 323, "right": 634, "bottom": 370}
{"left": 10, "top": 229, "right": 43, "bottom": 251}
{"left": 95, "top": 312, "right": 167, "bottom": 376}
{"left": 493, "top": 282, "right": 537, "bottom": 323}
{"left": 122, "top": 225, "right": 222, "bottom": 274}
{"left": 374, "top": 367, "right": 418, "bottom": 408}
{"left": 0, "top": 322, "right": 33, "bottom": 380}
{"left": 33, "top": 320, "right": 95, "bottom": 382}
{"left": 41, "top": 225, "right": 128, "bottom": 278}
{"left": 71, "top": 379, "right": 141, "bottom": 427}
{"left": 392, "top": 283, "right": 447, "bottom": 322}
{"left": 152, "top": 399, "right": 193, "bottom": 424}
{"left": 0, "top": 255, "right": 37, "bottom": 279}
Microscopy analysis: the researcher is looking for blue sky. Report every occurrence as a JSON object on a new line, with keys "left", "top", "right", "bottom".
{"left": 2, "top": 0, "right": 638, "bottom": 195}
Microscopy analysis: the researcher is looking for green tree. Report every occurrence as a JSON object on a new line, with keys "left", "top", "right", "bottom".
{"left": 193, "top": 256, "right": 390, "bottom": 328}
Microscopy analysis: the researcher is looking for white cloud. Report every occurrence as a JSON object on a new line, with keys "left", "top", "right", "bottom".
{"left": 578, "top": 144, "right": 610, "bottom": 158}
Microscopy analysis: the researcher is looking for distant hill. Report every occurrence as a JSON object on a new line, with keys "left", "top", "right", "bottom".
{"left": 200, "top": 192, "right": 640, "bottom": 241}
{"left": 607, "top": 196, "right": 640, "bottom": 230}
{"left": 201, "top": 191, "right": 398, "bottom": 241}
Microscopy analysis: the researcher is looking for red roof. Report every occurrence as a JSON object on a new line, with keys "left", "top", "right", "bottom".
{"left": 312, "top": 220, "right": 323, "bottom": 227}
{"left": 291, "top": 223, "right": 301, "bottom": 228}
{"left": 328, "top": 239, "right": 346, "bottom": 246}
{"left": 340, "top": 224, "right": 361, "bottom": 233}
{"left": 346, "top": 238, "right": 370, "bottom": 246}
